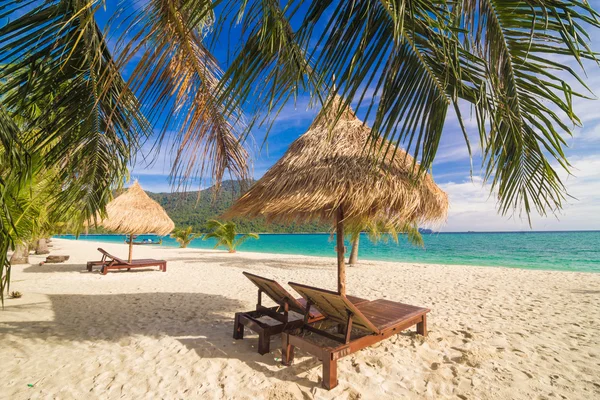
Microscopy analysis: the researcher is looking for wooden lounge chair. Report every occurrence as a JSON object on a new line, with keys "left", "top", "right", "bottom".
{"left": 233, "top": 272, "right": 367, "bottom": 355}
{"left": 282, "top": 282, "right": 429, "bottom": 389}
{"left": 86, "top": 248, "right": 166, "bottom": 275}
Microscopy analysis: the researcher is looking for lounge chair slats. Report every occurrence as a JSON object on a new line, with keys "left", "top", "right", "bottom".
{"left": 235, "top": 272, "right": 368, "bottom": 355}
{"left": 242, "top": 272, "right": 308, "bottom": 315}
{"left": 289, "top": 282, "right": 379, "bottom": 333}
{"left": 282, "top": 282, "right": 430, "bottom": 390}
{"left": 355, "top": 299, "right": 427, "bottom": 330}
{"left": 295, "top": 295, "right": 366, "bottom": 321}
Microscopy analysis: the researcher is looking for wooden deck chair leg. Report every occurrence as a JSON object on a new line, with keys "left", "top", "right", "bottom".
{"left": 281, "top": 333, "right": 295, "bottom": 366}
{"left": 257, "top": 332, "right": 270, "bottom": 355}
{"left": 322, "top": 356, "right": 338, "bottom": 390}
{"left": 233, "top": 313, "right": 244, "bottom": 340}
{"left": 103, "top": 260, "right": 116, "bottom": 275}
{"left": 417, "top": 315, "right": 427, "bottom": 337}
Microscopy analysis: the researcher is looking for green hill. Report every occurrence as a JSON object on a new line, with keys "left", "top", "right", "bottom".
{"left": 146, "top": 180, "right": 332, "bottom": 233}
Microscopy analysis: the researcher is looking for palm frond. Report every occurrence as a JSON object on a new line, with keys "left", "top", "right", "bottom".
{"left": 233, "top": 232, "right": 260, "bottom": 248}
{"left": 203, "top": 219, "right": 257, "bottom": 251}
{"left": 459, "top": 0, "right": 599, "bottom": 219}
{"left": 0, "top": 0, "right": 149, "bottom": 303}
{"left": 220, "top": 0, "right": 600, "bottom": 220}
{"left": 217, "top": 0, "right": 318, "bottom": 139}
{"left": 0, "top": 0, "right": 150, "bottom": 227}
{"left": 170, "top": 225, "right": 201, "bottom": 247}
{"left": 347, "top": 218, "right": 424, "bottom": 248}
{"left": 0, "top": 106, "right": 29, "bottom": 306}
{"left": 112, "top": 0, "right": 248, "bottom": 192}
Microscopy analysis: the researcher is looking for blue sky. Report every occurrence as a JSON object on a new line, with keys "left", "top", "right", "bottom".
{"left": 99, "top": 1, "right": 600, "bottom": 232}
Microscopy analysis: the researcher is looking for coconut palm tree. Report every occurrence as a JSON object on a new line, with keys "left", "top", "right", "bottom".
{"left": 203, "top": 220, "right": 258, "bottom": 253}
{"left": 170, "top": 226, "right": 202, "bottom": 248}
{"left": 9, "top": 244, "right": 29, "bottom": 266}
{"left": 0, "top": 52, "right": 143, "bottom": 302}
{"left": 0, "top": 106, "right": 29, "bottom": 302}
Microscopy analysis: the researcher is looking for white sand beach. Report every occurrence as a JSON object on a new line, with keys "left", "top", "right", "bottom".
{"left": 1, "top": 238, "right": 599, "bottom": 399}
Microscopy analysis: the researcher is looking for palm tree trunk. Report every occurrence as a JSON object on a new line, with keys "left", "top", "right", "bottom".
{"left": 35, "top": 238, "right": 50, "bottom": 255}
{"left": 128, "top": 235, "right": 134, "bottom": 262}
{"left": 10, "top": 244, "right": 29, "bottom": 265}
{"left": 335, "top": 206, "right": 346, "bottom": 296}
{"left": 348, "top": 235, "right": 359, "bottom": 265}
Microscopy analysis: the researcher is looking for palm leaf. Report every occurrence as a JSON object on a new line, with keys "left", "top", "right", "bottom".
{"left": 0, "top": 0, "right": 150, "bottom": 228}
{"left": 0, "top": 106, "right": 29, "bottom": 306}
{"left": 219, "top": 0, "right": 600, "bottom": 220}
{"left": 0, "top": 0, "right": 149, "bottom": 302}
{"left": 458, "top": 0, "right": 599, "bottom": 219}
{"left": 233, "top": 232, "right": 260, "bottom": 248}
{"left": 217, "top": 0, "right": 319, "bottom": 140}
{"left": 111, "top": 0, "right": 249, "bottom": 193}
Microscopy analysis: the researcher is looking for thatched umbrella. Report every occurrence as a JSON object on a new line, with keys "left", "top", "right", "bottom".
{"left": 225, "top": 99, "right": 448, "bottom": 295}
{"left": 98, "top": 182, "right": 174, "bottom": 262}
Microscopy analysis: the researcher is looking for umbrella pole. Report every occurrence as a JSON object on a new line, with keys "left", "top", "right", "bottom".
{"left": 128, "top": 234, "right": 133, "bottom": 263}
{"left": 335, "top": 206, "right": 346, "bottom": 296}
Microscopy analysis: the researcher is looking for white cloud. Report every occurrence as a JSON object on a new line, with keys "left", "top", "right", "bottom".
{"left": 573, "top": 123, "right": 600, "bottom": 143}
{"left": 439, "top": 156, "right": 600, "bottom": 231}
{"left": 433, "top": 141, "right": 473, "bottom": 165}
{"left": 432, "top": 33, "right": 600, "bottom": 232}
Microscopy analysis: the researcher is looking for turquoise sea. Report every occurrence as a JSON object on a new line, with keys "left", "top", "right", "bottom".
{"left": 55, "top": 231, "right": 600, "bottom": 273}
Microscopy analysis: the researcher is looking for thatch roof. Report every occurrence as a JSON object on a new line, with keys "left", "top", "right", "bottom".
{"left": 99, "top": 182, "right": 175, "bottom": 235}
{"left": 226, "top": 99, "right": 448, "bottom": 227}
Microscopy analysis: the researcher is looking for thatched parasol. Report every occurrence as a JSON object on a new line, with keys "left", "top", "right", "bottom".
{"left": 98, "top": 181, "right": 174, "bottom": 261}
{"left": 226, "top": 99, "right": 448, "bottom": 295}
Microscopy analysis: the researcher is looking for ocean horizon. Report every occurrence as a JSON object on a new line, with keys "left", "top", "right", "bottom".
{"left": 56, "top": 230, "right": 600, "bottom": 273}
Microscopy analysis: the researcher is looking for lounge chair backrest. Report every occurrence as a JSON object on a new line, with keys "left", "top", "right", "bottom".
{"left": 97, "top": 248, "right": 129, "bottom": 265}
{"left": 243, "top": 272, "right": 308, "bottom": 315}
{"left": 289, "top": 282, "right": 380, "bottom": 334}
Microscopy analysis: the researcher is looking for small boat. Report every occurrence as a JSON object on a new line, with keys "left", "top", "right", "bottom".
{"left": 124, "top": 237, "right": 163, "bottom": 245}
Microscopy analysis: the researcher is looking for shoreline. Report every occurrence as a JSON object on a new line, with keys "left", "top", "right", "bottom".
{"left": 55, "top": 236, "right": 600, "bottom": 275}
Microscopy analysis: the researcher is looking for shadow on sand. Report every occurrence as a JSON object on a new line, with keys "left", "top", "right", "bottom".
{"left": 22, "top": 252, "right": 338, "bottom": 274}
{"left": 22, "top": 263, "right": 166, "bottom": 274}
{"left": 178, "top": 255, "right": 335, "bottom": 272}
{"left": 23, "top": 263, "right": 90, "bottom": 273}
{"left": 0, "top": 292, "right": 321, "bottom": 389}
